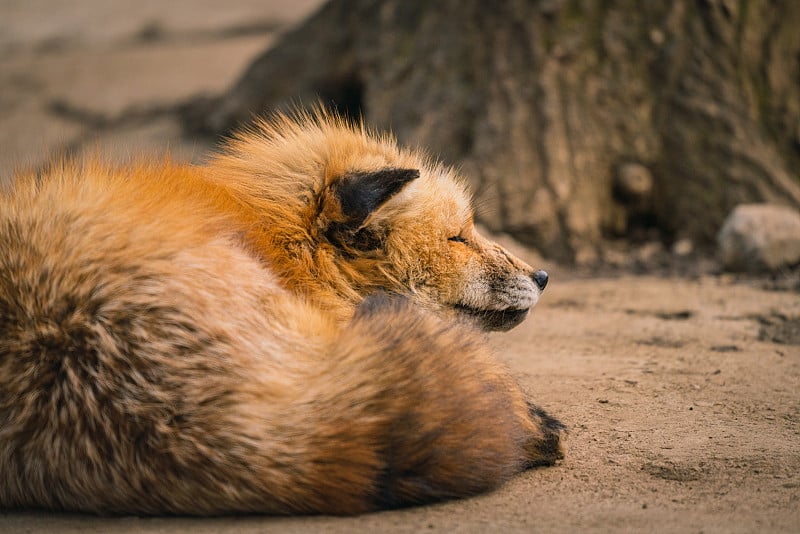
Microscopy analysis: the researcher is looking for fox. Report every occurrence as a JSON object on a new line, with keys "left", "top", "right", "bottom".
{"left": 0, "top": 111, "right": 564, "bottom": 515}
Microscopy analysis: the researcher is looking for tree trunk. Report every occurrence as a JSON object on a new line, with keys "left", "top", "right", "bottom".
{"left": 184, "top": 0, "right": 800, "bottom": 263}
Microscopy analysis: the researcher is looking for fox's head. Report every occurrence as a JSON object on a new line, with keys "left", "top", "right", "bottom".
{"left": 212, "top": 112, "right": 548, "bottom": 331}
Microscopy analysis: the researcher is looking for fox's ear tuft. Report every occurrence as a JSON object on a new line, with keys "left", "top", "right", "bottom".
{"left": 333, "top": 168, "right": 420, "bottom": 226}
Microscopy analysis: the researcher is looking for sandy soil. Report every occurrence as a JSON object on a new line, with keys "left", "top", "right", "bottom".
{"left": 1, "top": 2, "right": 798, "bottom": 532}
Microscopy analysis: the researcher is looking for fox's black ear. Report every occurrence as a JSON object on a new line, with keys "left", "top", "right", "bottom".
{"left": 333, "top": 168, "right": 420, "bottom": 227}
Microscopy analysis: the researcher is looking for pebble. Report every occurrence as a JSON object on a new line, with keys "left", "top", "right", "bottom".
{"left": 717, "top": 204, "right": 800, "bottom": 272}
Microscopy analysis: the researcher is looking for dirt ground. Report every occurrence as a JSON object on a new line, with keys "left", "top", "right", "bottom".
{"left": 1, "top": 2, "right": 798, "bottom": 533}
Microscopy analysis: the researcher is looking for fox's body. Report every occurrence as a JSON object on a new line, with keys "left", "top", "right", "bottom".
{"left": 0, "top": 113, "right": 563, "bottom": 515}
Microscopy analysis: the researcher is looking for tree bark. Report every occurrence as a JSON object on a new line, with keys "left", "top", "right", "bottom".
{"left": 184, "top": 0, "right": 800, "bottom": 263}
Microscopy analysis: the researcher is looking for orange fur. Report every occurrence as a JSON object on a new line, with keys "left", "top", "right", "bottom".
{"left": 0, "top": 112, "right": 564, "bottom": 515}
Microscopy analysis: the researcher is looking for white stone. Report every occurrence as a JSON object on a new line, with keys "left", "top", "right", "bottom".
{"left": 672, "top": 238, "right": 694, "bottom": 257}
{"left": 717, "top": 204, "right": 800, "bottom": 272}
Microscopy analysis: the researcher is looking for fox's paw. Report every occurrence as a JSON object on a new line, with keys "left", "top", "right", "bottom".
{"left": 523, "top": 402, "right": 567, "bottom": 467}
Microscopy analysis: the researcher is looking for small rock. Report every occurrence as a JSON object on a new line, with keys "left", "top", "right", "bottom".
{"left": 615, "top": 163, "right": 653, "bottom": 203}
{"left": 717, "top": 204, "right": 800, "bottom": 273}
{"left": 649, "top": 28, "right": 665, "bottom": 45}
{"left": 672, "top": 238, "right": 693, "bottom": 257}
{"left": 635, "top": 241, "right": 664, "bottom": 264}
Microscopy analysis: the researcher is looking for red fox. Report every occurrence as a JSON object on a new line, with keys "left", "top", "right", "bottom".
{"left": 0, "top": 111, "right": 564, "bottom": 515}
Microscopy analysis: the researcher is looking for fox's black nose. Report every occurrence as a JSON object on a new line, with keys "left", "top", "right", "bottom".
{"left": 532, "top": 270, "right": 548, "bottom": 290}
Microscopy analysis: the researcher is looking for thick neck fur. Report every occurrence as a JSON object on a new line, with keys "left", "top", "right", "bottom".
{"left": 204, "top": 114, "right": 408, "bottom": 321}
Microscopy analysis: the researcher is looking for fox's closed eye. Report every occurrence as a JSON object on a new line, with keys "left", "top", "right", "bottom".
{"left": 448, "top": 235, "right": 467, "bottom": 244}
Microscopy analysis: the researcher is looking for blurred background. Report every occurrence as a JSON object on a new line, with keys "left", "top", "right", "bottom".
{"left": 0, "top": 0, "right": 321, "bottom": 172}
{"left": 2, "top": 0, "right": 799, "bottom": 279}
